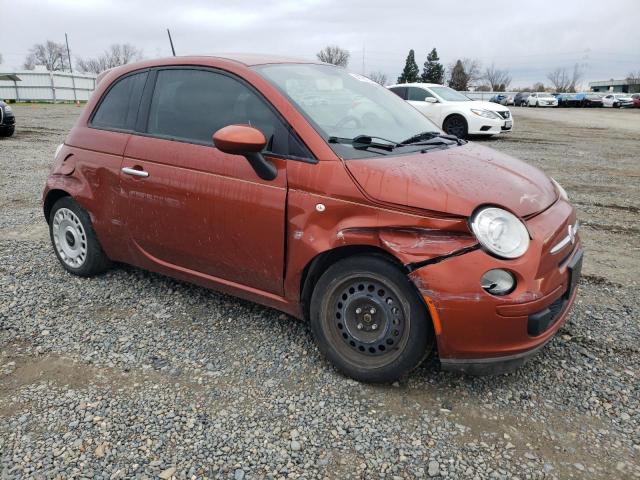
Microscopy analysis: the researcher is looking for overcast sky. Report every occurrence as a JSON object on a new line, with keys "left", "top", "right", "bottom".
{"left": 1, "top": 0, "right": 638, "bottom": 87}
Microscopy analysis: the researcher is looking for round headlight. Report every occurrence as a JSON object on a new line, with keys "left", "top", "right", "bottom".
{"left": 3, "top": 105, "right": 12, "bottom": 113}
{"left": 470, "top": 207, "right": 530, "bottom": 259}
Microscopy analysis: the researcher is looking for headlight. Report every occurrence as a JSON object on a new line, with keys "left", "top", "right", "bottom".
{"left": 470, "top": 108, "right": 500, "bottom": 119}
{"left": 470, "top": 207, "right": 530, "bottom": 259}
{"left": 551, "top": 178, "right": 568, "bottom": 201}
{"left": 3, "top": 105, "right": 12, "bottom": 113}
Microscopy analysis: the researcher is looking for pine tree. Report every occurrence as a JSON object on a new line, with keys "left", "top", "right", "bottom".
{"left": 448, "top": 60, "right": 468, "bottom": 90}
{"left": 397, "top": 49, "right": 420, "bottom": 83}
{"left": 420, "top": 48, "right": 444, "bottom": 84}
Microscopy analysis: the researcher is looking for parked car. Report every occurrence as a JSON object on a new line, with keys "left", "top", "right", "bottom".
{"left": 527, "top": 92, "right": 558, "bottom": 107}
{"left": 489, "top": 94, "right": 514, "bottom": 106}
{"left": 388, "top": 83, "right": 512, "bottom": 138}
{"left": 43, "top": 56, "right": 582, "bottom": 381}
{"left": 632, "top": 94, "right": 640, "bottom": 108}
{"left": 0, "top": 100, "right": 15, "bottom": 137}
{"left": 602, "top": 93, "right": 634, "bottom": 108}
{"left": 577, "top": 93, "right": 603, "bottom": 108}
{"left": 513, "top": 92, "right": 530, "bottom": 106}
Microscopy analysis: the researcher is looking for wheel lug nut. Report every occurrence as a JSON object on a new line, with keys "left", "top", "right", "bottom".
{"left": 355, "top": 307, "right": 362, "bottom": 314}
{"left": 370, "top": 308, "right": 376, "bottom": 314}
{"left": 371, "top": 323, "right": 378, "bottom": 330}
{"left": 357, "top": 323, "right": 363, "bottom": 330}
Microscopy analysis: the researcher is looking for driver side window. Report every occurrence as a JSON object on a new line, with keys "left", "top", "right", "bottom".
{"left": 146, "top": 68, "right": 309, "bottom": 158}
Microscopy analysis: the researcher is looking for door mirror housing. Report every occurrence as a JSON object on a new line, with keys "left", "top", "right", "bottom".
{"left": 213, "top": 125, "right": 277, "bottom": 181}
{"left": 424, "top": 97, "right": 437, "bottom": 103}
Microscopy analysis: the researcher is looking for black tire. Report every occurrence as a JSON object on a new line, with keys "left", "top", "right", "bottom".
{"left": 310, "top": 255, "right": 433, "bottom": 383}
{"left": 49, "top": 196, "right": 111, "bottom": 277}
{"left": 442, "top": 114, "right": 468, "bottom": 139}
{"left": 0, "top": 126, "right": 15, "bottom": 137}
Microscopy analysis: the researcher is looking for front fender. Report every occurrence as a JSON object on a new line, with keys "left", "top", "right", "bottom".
{"left": 283, "top": 189, "right": 476, "bottom": 305}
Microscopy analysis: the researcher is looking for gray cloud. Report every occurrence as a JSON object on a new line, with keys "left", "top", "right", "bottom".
{"left": 2, "top": 0, "right": 638, "bottom": 87}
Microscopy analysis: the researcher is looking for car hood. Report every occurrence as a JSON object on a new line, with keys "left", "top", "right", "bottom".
{"left": 345, "top": 142, "right": 557, "bottom": 217}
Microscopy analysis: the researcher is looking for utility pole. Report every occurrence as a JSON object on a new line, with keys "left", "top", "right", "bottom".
{"left": 65, "top": 33, "right": 73, "bottom": 73}
{"left": 65, "top": 33, "right": 77, "bottom": 102}
{"left": 167, "top": 29, "right": 176, "bottom": 56}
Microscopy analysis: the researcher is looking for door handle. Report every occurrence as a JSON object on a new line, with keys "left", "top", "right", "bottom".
{"left": 122, "top": 166, "right": 149, "bottom": 178}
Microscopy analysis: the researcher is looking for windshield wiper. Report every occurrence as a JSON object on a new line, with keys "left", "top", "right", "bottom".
{"left": 328, "top": 135, "right": 399, "bottom": 152}
{"left": 400, "top": 132, "right": 466, "bottom": 146}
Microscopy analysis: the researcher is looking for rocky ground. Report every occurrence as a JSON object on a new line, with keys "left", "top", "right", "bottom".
{"left": 0, "top": 104, "right": 639, "bottom": 479}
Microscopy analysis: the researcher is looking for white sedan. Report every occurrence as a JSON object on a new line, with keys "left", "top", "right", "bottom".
{"left": 527, "top": 92, "right": 558, "bottom": 107}
{"left": 602, "top": 93, "right": 634, "bottom": 108}
{"left": 387, "top": 83, "right": 512, "bottom": 138}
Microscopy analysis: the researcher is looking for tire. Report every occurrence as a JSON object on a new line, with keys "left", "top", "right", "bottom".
{"left": 309, "top": 255, "right": 433, "bottom": 383}
{"left": 49, "top": 196, "right": 111, "bottom": 276}
{"left": 0, "top": 126, "right": 14, "bottom": 137}
{"left": 442, "top": 114, "right": 468, "bottom": 139}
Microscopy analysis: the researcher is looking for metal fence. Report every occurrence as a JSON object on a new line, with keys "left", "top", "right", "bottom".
{"left": 463, "top": 91, "right": 519, "bottom": 101}
{"left": 0, "top": 70, "right": 97, "bottom": 102}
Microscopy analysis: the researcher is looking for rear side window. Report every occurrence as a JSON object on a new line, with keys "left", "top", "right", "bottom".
{"left": 389, "top": 87, "right": 407, "bottom": 100}
{"left": 91, "top": 72, "right": 147, "bottom": 131}
{"left": 146, "top": 68, "right": 304, "bottom": 157}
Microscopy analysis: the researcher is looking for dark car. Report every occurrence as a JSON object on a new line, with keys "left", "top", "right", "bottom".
{"left": 576, "top": 93, "right": 603, "bottom": 108}
{"left": 0, "top": 100, "right": 15, "bottom": 137}
{"left": 513, "top": 92, "right": 530, "bottom": 106}
{"left": 558, "top": 93, "right": 580, "bottom": 107}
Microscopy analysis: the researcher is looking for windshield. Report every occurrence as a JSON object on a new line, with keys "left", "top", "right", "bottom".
{"left": 429, "top": 86, "right": 471, "bottom": 102}
{"left": 255, "top": 64, "right": 442, "bottom": 158}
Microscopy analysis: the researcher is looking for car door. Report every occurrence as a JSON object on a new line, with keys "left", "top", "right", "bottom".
{"left": 407, "top": 87, "right": 441, "bottom": 124}
{"left": 119, "top": 67, "right": 296, "bottom": 295}
{"left": 67, "top": 70, "right": 148, "bottom": 259}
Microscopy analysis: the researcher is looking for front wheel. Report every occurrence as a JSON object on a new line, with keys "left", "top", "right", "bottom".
{"left": 49, "top": 196, "right": 111, "bottom": 276}
{"left": 310, "top": 255, "right": 433, "bottom": 383}
{"left": 442, "top": 114, "right": 468, "bottom": 139}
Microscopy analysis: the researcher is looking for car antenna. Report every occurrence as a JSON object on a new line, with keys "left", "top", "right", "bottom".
{"left": 167, "top": 28, "right": 176, "bottom": 56}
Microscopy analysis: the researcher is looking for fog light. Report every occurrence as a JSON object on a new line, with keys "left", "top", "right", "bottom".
{"left": 481, "top": 269, "right": 515, "bottom": 296}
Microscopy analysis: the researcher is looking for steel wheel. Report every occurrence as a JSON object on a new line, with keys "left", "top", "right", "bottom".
{"left": 324, "top": 273, "right": 411, "bottom": 369}
{"left": 52, "top": 207, "right": 87, "bottom": 268}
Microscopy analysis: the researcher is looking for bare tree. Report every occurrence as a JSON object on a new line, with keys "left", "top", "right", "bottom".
{"left": 547, "top": 68, "right": 570, "bottom": 92}
{"left": 367, "top": 71, "right": 388, "bottom": 86}
{"left": 547, "top": 64, "right": 583, "bottom": 93}
{"left": 316, "top": 45, "right": 350, "bottom": 67}
{"left": 568, "top": 63, "right": 583, "bottom": 92}
{"left": 461, "top": 58, "right": 482, "bottom": 84}
{"left": 627, "top": 71, "right": 640, "bottom": 93}
{"left": 23, "top": 40, "right": 69, "bottom": 71}
{"left": 533, "top": 82, "right": 546, "bottom": 92}
{"left": 76, "top": 44, "right": 143, "bottom": 74}
{"left": 483, "top": 63, "right": 512, "bottom": 91}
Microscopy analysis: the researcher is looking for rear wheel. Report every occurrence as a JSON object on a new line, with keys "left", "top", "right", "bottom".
{"left": 49, "top": 197, "right": 111, "bottom": 276}
{"left": 310, "top": 255, "right": 433, "bottom": 383}
{"left": 442, "top": 114, "right": 468, "bottom": 139}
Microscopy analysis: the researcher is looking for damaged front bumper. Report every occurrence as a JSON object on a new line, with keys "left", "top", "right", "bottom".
{"left": 409, "top": 198, "right": 582, "bottom": 375}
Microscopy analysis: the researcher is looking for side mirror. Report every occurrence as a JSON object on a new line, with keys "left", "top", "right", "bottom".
{"left": 213, "top": 125, "right": 277, "bottom": 181}
{"left": 424, "top": 97, "right": 437, "bottom": 103}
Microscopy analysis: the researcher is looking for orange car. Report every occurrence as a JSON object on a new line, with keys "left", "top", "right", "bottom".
{"left": 43, "top": 56, "right": 582, "bottom": 382}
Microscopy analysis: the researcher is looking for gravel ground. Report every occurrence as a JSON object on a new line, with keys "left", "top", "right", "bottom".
{"left": 1, "top": 104, "right": 639, "bottom": 479}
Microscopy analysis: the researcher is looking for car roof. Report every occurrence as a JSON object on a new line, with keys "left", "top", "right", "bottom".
{"left": 387, "top": 83, "right": 444, "bottom": 88}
